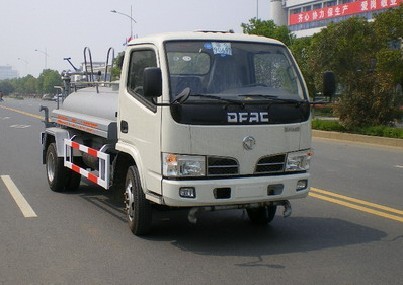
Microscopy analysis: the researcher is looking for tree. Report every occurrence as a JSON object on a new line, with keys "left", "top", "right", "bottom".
{"left": 111, "top": 52, "right": 125, "bottom": 80}
{"left": 308, "top": 16, "right": 400, "bottom": 128}
{"left": 0, "top": 80, "right": 14, "bottom": 95}
{"left": 289, "top": 37, "right": 315, "bottom": 97}
{"left": 36, "top": 69, "right": 63, "bottom": 94}
{"left": 373, "top": 4, "right": 403, "bottom": 99}
{"left": 11, "top": 75, "right": 37, "bottom": 95}
{"left": 241, "top": 18, "right": 295, "bottom": 46}
{"left": 23, "top": 75, "right": 37, "bottom": 95}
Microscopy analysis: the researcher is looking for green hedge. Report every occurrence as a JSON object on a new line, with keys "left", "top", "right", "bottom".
{"left": 312, "top": 119, "right": 345, "bottom": 132}
{"left": 312, "top": 119, "right": 403, "bottom": 139}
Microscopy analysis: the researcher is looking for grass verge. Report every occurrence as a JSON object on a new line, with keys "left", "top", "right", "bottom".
{"left": 312, "top": 119, "right": 403, "bottom": 139}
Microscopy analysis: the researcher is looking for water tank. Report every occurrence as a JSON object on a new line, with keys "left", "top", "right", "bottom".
{"left": 52, "top": 86, "right": 119, "bottom": 139}
{"left": 270, "top": 0, "right": 288, "bottom": 26}
{"left": 61, "top": 86, "right": 118, "bottom": 121}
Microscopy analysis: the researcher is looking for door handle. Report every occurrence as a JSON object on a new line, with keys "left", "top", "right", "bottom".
{"left": 120, "top": 120, "right": 129, "bottom": 133}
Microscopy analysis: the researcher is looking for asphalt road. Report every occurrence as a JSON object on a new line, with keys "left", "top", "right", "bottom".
{"left": 1, "top": 98, "right": 402, "bottom": 285}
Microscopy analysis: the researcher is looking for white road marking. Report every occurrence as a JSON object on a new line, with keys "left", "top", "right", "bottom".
{"left": 10, "top": 124, "right": 31, "bottom": 129}
{"left": 395, "top": 165, "right": 403, "bottom": 169}
{"left": 1, "top": 175, "right": 37, "bottom": 218}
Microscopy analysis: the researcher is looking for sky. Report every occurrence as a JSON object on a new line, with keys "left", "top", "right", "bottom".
{"left": 0, "top": 0, "right": 270, "bottom": 77}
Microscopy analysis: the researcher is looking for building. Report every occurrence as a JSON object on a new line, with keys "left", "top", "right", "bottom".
{"left": 269, "top": 0, "right": 402, "bottom": 37}
{"left": 0, "top": 65, "right": 19, "bottom": 80}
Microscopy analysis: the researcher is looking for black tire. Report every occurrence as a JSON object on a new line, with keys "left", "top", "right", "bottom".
{"left": 65, "top": 170, "right": 81, "bottom": 191}
{"left": 125, "top": 165, "right": 152, "bottom": 235}
{"left": 46, "top": 143, "right": 81, "bottom": 192}
{"left": 247, "top": 205, "right": 277, "bottom": 225}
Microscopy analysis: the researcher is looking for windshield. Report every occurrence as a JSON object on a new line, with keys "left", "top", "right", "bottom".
{"left": 165, "top": 41, "right": 306, "bottom": 102}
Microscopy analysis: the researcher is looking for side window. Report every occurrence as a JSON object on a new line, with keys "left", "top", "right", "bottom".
{"left": 127, "top": 49, "right": 157, "bottom": 105}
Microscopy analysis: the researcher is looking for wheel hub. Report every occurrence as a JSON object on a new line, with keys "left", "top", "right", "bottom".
{"left": 125, "top": 181, "right": 135, "bottom": 221}
{"left": 47, "top": 151, "right": 55, "bottom": 183}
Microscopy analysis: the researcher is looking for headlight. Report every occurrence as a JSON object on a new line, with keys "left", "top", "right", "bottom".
{"left": 286, "top": 150, "right": 313, "bottom": 172}
{"left": 162, "top": 153, "right": 206, "bottom": 177}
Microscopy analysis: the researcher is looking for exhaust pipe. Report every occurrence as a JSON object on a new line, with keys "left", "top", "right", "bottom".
{"left": 188, "top": 207, "right": 200, "bottom": 224}
{"left": 39, "top": 105, "right": 54, "bottom": 128}
{"left": 278, "top": 200, "right": 292, "bottom": 217}
{"left": 187, "top": 200, "right": 292, "bottom": 224}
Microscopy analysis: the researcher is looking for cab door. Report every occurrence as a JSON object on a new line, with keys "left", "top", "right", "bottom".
{"left": 118, "top": 45, "right": 162, "bottom": 195}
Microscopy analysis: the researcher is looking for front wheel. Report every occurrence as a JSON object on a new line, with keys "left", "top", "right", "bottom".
{"left": 125, "top": 165, "right": 152, "bottom": 235}
{"left": 247, "top": 205, "right": 277, "bottom": 225}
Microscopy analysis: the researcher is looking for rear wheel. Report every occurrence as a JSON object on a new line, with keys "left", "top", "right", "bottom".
{"left": 247, "top": 205, "right": 277, "bottom": 225}
{"left": 46, "top": 143, "right": 80, "bottom": 192}
{"left": 125, "top": 165, "right": 152, "bottom": 235}
{"left": 65, "top": 170, "right": 81, "bottom": 191}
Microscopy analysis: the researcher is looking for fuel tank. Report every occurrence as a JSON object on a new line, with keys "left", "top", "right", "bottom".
{"left": 51, "top": 86, "right": 119, "bottom": 140}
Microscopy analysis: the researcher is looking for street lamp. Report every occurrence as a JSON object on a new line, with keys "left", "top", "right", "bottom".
{"left": 256, "top": 0, "right": 259, "bottom": 20}
{"left": 35, "top": 48, "right": 48, "bottom": 70}
{"left": 17, "top": 58, "right": 29, "bottom": 75}
{"left": 111, "top": 5, "right": 137, "bottom": 39}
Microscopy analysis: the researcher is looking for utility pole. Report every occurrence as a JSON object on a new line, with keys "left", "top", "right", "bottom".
{"left": 35, "top": 48, "right": 49, "bottom": 70}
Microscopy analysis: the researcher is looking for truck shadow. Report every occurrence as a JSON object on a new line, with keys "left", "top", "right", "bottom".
{"left": 74, "top": 183, "right": 387, "bottom": 260}
{"left": 148, "top": 210, "right": 387, "bottom": 259}
{"left": 66, "top": 182, "right": 127, "bottom": 223}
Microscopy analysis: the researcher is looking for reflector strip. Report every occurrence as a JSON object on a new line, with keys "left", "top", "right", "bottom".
{"left": 64, "top": 139, "right": 110, "bottom": 189}
{"left": 88, "top": 173, "right": 99, "bottom": 184}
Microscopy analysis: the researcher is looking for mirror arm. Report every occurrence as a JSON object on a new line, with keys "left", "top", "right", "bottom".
{"left": 151, "top": 97, "right": 173, "bottom": 106}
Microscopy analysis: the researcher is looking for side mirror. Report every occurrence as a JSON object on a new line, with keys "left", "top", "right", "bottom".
{"left": 323, "top": 71, "right": 336, "bottom": 99}
{"left": 143, "top": 67, "right": 162, "bottom": 98}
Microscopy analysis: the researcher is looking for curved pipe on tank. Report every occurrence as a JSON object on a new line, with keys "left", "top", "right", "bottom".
{"left": 83, "top": 47, "right": 94, "bottom": 82}
{"left": 104, "top": 47, "right": 115, "bottom": 82}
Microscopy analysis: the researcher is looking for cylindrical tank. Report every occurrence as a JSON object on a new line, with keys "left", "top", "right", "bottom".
{"left": 60, "top": 86, "right": 119, "bottom": 122}
{"left": 270, "top": 0, "right": 288, "bottom": 26}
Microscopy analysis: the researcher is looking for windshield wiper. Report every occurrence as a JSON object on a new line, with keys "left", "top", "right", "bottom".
{"left": 189, "top": 94, "right": 244, "bottom": 105}
{"left": 171, "top": 87, "right": 191, "bottom": 104}
{"left": 172, "top": 88, "right": 244, "bottom": 106}
{"left": 239, "top": 94, "right": 306, "bottom": 105}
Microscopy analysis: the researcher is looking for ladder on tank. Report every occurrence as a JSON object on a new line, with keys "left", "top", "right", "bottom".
{"left": 83, "top": 47, "right": 115, "bottom": 83}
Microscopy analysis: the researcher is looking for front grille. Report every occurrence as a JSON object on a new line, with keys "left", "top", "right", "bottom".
{"left": 255, "top": 154, "right": 286, "bottom": 174}
{"left": 205, "top": 154, "right": 287, "bottom": 177}
{"left": 207, "top": 156, "right": 239, "bottom": 176}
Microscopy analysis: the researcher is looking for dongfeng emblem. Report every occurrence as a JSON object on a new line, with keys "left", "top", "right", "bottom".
{"left": 243, "top": 136, "right": 256, "bottom": 150}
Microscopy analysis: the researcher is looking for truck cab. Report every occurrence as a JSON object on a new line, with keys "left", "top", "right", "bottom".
{"left": 117, "top": 31, "right": 312, "bottom": 233}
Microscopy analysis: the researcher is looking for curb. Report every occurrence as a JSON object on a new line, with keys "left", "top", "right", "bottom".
{"left": 312, "top": 130, "right": 403, "bottom": 149}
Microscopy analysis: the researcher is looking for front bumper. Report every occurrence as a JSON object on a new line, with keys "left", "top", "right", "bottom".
{"left": 162, "top": 172, "right": 310, "bottom": 207}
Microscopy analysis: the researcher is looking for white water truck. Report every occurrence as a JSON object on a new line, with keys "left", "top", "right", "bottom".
{"left": 40, "top": 31, "right": 335, "bottom": 235}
